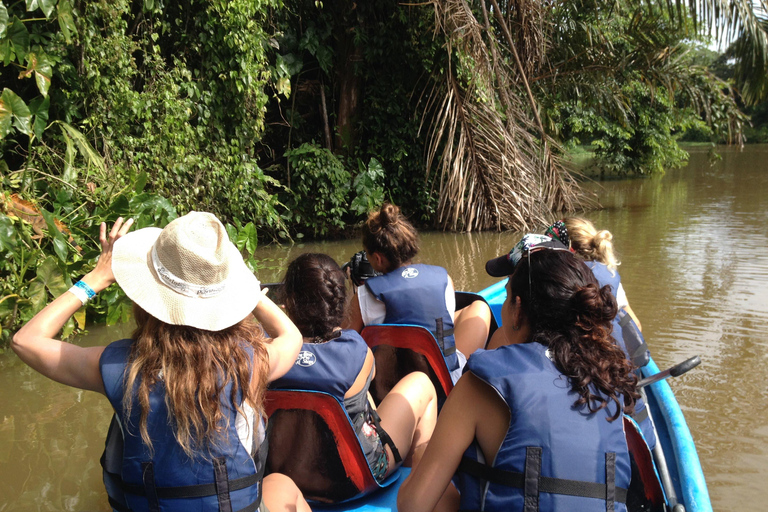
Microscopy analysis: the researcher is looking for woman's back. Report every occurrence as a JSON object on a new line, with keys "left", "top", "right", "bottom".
{"left": 458, "top": 343, "right": 631, "bottom": 511}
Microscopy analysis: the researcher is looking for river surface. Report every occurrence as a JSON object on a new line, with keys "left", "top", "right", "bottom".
{"left": 1, "top": 145, "right": 767, "bottom": 511}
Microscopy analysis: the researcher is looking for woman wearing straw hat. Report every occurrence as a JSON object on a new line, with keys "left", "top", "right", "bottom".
{"left": 12, "top": 212, "right": 310, "bottom": 512}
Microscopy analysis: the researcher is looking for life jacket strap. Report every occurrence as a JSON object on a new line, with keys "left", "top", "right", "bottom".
{"left": 141, "top": 463, "right": 160, "bottom": 512}
{"left": 458, "top": 452, "right": 628, "bottom": 506}
{"left": 619, "top": 311, "right": 650, "bottom": 366}
{"left": 213, "top": 457, "right": 234, "bottom": 512}
{"left": 433, "top": 318, "right": 456, "bottom": 356}
{"left": 605, "top": 452, "right": 616, "bottom": 512}
{"left": 370, "top": 408, "right": 403, "bottom": 464}
{"left": 631, "top": 403, "right": 649, "bottom": 424}
{"left": 524, "top": 447, "right": 541, "bottom": 512}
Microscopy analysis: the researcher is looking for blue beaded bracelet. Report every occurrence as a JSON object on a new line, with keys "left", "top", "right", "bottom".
{"left": 74, "top": 280, "right": 96, "bottom": 299}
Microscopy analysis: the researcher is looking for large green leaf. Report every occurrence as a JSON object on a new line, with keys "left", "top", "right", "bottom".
{"left": 56, "top": 0, "right": 75, "bottom": 43}
{"left": 236, "top": 222, "right": 258, "bottom": 255}
{"left": 129, "top": 193, "right": 177, "bottom": 226}
{"left": 39, "top": 0, "right": 55, "bottom": 18}
{"left": 58, "top": 122, "right": 106, "bottom": 174}
{"left": 36, "top": 255, "right": 68, "bottom": 298}
{"left": 21, "top": 52, "right": 52, "bottom": 97}
{"left": 7, "top": 17, "right": 29, "bottom": 57}
{"left": 26, "top": 279, "right": 46, "bottom": 314}
{"left": 0, "top": 3, "right": 9, "bottom": 39}
{"left": 25, "top": 0, "right": 39, "bottom": 11}
{"left": 134, "top": 171, "right": 148, "bottom": 193}
{"left": 28, "top": 95, "right": 49, "bottom": 140}
{"left": 0, "top": 214, "right": 16, "bottom": 254}
{"left": 0, "top": 88, "right": 32, "bottom": 137}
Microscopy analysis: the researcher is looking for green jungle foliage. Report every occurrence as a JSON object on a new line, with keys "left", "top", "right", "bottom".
{"left": 0, "top": 0, "right": 764, "bottom": 340}
{"left": 540, "top": 4, "right": 746, "bottom": 176}
{"left": 0, "top": 0, "right": 285, "bottom": 342}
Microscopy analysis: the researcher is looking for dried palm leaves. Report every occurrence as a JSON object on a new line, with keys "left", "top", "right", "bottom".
{"left": 421, "top": 0, "right": 590, "bottom": 232}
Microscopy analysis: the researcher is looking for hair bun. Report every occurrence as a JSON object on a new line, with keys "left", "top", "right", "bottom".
{"left": 571, "top": 283, "right": 617, "bottom": 325}
{"left": 592, "top": 229, "right": 613, "bottom": 247}
{"left": 380, "top": 203, "right": 400, "bottom": 227}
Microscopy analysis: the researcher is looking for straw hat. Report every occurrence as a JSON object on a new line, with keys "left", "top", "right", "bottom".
{"left": 111, "top": 211, "right": 261, "bottom": 331}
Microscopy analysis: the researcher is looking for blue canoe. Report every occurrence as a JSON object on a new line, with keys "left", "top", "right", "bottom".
{"left": 312, "top": 279, "right": 712, "bottom": 512}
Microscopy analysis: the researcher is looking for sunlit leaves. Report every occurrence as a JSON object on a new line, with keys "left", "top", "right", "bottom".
{"left": 39, "top": 208, "right": 69, "bottom": 262}
{"left": 0, "top": 4, "right": 8, "bottom": 39}
{"left": 58, "top": 122, "right": 107, "bottom": 175}
{"left": 57, "top": 0, "right": 76, "bottom": 43}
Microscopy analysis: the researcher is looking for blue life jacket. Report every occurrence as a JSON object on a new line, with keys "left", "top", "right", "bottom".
{"left": 587, "top": 261, "right": 621, "bottom": 298}
{"left": 270, "top": 329, "right": 402, "bottom": 467}
{"left": 586, "top": 261, "right": 656, "bottom": 450}
{"left": 457, "top": 343, "right": 631, "bottom": 512}
{"left": 270, "top": 330, "right": 368, "bottom": 401}
{"left": 364, "top": 264, "right": 458, "bottom": 371}
{"left": 99, "top": 339, "right": 266, "bottom": 512}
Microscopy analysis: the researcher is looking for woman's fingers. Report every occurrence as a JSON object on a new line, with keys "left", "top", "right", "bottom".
{"left": 109, "top": 217, "right": 124, "bottom": 240}
{"left": 99, "top": 221, "right": 108, "bottom": 248}
{"left": 117, "top": 218, "right": 134, "bottom": 238}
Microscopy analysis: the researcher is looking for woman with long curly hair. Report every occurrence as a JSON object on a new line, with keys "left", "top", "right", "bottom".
{"left": 345, "top": 203, "right": 492, "bottom": 383}
{"left": 12, "top": 212, "right": 309, "bottom": 512}
{"left": 399, "top": 235, "right": 638, "bottom": 512}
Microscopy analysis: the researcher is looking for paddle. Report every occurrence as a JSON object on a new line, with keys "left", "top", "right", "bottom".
{"left": 636, "top": 355, "right": 701, "bottom": 389}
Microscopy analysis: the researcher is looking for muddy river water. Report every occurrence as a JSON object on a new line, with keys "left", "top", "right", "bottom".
{"left": 1, "top": 145, "right": 766, "bottom": 510}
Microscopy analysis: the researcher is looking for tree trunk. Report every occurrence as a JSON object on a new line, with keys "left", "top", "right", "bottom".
{"left": 335, "top": 30, "right": 363, "bottom": 153}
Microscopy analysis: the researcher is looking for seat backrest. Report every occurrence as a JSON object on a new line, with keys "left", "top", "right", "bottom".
{"left": 623, "top": 416, "right": 666, "bottom": 511}
{"left": 264, "top": 389, "right": 381, "bottom": 503}
{"left": 361, "top": 324, "right": 454, "bottom": 406}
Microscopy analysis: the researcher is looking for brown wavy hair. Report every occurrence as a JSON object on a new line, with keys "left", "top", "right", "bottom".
{"left": 281, "top": 253, "right": 347, "bottom": 342}
{"left": 362, "top": 203, "right": 419, "bottom": 273}
{"left": 510, "top": 250, "right": 638, "bottom": 420}
{"left": 123, "top": 304, "right": 270, "bottom": 458}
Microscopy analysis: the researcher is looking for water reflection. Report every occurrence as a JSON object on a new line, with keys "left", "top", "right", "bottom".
{"left": 1, "top": 145, "right": 767, "bottom": 511}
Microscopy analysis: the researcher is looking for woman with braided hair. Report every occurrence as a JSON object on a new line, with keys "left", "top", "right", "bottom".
{"left": 399, "top": 235, "right": 638, "bottom": 512}
{"left": 272, "top": 253, "right": 437, "bottom": 485}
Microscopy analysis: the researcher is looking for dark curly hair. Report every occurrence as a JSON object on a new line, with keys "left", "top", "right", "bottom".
{"left": 281, "top": 253, "right": 347, "bottom": 342}
{"left": 509, "top": 249, "right": 638, "bottom": 420}
{"left": 362, "top": 203, "right": 419, "bottom": 273}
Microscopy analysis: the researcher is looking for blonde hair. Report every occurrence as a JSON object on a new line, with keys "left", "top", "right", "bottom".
{"left": 564, "top": 217, "right": 620, "bottom": 271}
{"left": 362, "top": 203, "right": 419, "bottom": 273}
{"left": 124, "top": 304, "right": 270, "bottom": 458}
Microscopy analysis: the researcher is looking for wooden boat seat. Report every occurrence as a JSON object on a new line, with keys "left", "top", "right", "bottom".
{"left": 264, "top": 389, "right": 399, "bottom": 504}
{"left": 361, "top": 324, "right": 455, "bottom": 406}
